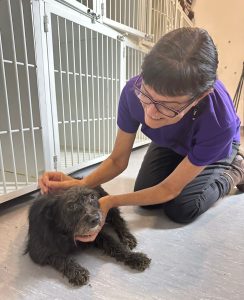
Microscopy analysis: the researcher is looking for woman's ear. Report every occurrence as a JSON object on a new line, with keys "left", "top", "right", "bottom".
{"left": 196, "top": 88, "right": 214, "bottom": 103}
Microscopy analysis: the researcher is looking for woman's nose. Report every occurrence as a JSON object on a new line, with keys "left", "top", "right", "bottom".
{"left": 145, "top": 103, "right": 159, "bottom": 115}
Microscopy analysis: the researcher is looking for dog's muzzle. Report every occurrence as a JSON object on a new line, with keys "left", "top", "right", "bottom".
{"left": 74, "top": 212, "right": 102, "bottom": 241}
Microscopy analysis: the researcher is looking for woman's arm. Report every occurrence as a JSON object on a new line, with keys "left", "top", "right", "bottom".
{"left": 40, "top": 129, "right": 136, "bottom": 192}
{"left": 101, "top": 156, "right": 206, "bottom": 209}
{"left": 81, "top": 129, "right": 137, "bottom": 187}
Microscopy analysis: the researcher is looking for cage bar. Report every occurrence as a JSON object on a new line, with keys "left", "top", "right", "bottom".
{"left": 57, "top": 16, "right": 67, "bottom": 167}
{"left": 7, "top": 0, "right": 29, "bottom": 184}
{"left": 0, "top": 32, "right": 19, "bottom": 192}
{"left": 19, "top": 0, "right": 38, "bottom": 181}
{"left": 90, "top": 30, "right": 96, "bottom": 159}
{"left": 78, "top": 25, "right": 86, "bottom": 162}
{"left": 0, "top": 137, "right": 7, "bottom": 194}
{"left": 71, "top": 22, "right": 80, "bottom": 164}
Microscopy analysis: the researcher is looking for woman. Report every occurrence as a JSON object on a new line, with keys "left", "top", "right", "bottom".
{"left": 39, "top": 27, "right": 244, "bottom": 242}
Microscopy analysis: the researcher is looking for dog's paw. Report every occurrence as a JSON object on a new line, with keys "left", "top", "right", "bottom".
{"left": 68, "top": 268, "right": 90, "bottom": 286}
{"left": 125, "top": 252, "right": 151, "bottom": 271}
{"left": 120, "top": 232, "right": 137, "bottom": 250}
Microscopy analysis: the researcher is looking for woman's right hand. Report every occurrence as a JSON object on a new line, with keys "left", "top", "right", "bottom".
{"left": 39, "top": 171, "right": 82, "bottom": 194}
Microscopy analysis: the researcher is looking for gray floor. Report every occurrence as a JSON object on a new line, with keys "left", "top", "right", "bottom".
{"left": 0, "top": 145, "right": 244, "bottom": 300}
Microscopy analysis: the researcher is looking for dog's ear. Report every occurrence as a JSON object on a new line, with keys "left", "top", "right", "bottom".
{"left": 41, "top": 199, "right": 57, "bottom": 221}
{"left": 94, "top": 185, "right": 108, "bottom": 197}
{"left": 28, "top": 196, "right": 58, "bottom": 226}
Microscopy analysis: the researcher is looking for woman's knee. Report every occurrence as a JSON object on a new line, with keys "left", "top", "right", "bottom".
{"left": 164, "top": 199, "right": 202, "bottom": 224}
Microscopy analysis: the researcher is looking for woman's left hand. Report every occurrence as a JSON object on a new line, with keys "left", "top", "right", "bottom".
{"left": 75, "top": 195, "right": 112, "bottom": 242}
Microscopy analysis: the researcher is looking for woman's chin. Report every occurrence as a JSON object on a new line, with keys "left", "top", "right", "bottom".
{"left": 145, "top": 116, "right": 169, "bottom": 128}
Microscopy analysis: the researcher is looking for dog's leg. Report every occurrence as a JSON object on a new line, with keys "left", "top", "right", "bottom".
{"left": 106, "top": 208, "right": 137, "bottom": 250}
{"left": 47, "top": 254, "right": 89, "bottom": 286}
{"left": 94, "top": 232, "right": 151, "bottom": 271}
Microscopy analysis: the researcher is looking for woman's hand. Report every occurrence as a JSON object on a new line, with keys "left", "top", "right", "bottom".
{"left": 75, "top": 195, "right": 112, "bottom": 243}
{"left": 39, "top": 171, "right": 82, "bottom": 194}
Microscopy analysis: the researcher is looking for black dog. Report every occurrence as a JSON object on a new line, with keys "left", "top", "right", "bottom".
{"left": 24, "top": 186, "right": 151, "bottom": 286}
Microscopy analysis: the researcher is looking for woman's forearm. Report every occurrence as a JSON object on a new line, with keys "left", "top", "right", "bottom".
{"left": 103, "top": 182, "right": 179, "bottom": 209}
{"left": 82, "top": 156, "right": 126, "bottom": 188}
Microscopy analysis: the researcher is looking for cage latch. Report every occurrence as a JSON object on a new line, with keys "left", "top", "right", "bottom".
{"left": 144, "top": 34, "right": 153, "bottom": 41}
{"left": 87, "top": 9, "right": 100, "bottom": 24}
{"left": 117, "top": 32, "right": 128, "bottom": 42}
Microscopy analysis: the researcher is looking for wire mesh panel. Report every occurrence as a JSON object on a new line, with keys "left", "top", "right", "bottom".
{"left": 126, "top": 47, "right": 144, "bottom": 82}
{"left": 0, "top": 0, "right": 44, "bottom": 201}
{"left": 49, "top": 11, "right": 121, "bottom": 171}
{"left": 126, "top": 45, "right": 150, "bottom": 145}
{"left": 151, "top": 0, "right": 177, "bottom": 43}
{"left": 103, "top": 0, "right": 150, "bottom": 37}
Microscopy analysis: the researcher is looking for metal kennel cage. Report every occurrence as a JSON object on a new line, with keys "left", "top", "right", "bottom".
{"left": 0, "top": 0, "right": 192, "bottom": 203}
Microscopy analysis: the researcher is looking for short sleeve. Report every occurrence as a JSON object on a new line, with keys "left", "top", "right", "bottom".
{"left": 117, "top": 85, "right": 140, "bottom": 133}
{"left": 188, "top": 125, "right": 236, "bottom": 166}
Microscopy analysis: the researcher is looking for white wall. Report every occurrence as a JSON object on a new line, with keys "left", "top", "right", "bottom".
{"left": 192, "top": 0, "right": 244, "bottom": 123}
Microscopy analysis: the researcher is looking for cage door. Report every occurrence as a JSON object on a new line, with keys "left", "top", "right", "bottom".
{"left": 45, "top": 0, "right": 123, "bottom": 173}
{"left": 0, "top": 0, "right": 46, "bottom": 202}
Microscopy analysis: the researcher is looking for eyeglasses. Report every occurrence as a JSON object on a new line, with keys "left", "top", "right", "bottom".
{"left": 134, "top": 76, "right": 196, "bottom": 118}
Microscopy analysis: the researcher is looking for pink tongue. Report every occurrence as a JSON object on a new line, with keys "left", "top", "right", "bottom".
{"left": 75, "top": 234, "right": 97, "bottom": 242}
{"left": 75, "top": 225, "right": 102, "bottom": 242}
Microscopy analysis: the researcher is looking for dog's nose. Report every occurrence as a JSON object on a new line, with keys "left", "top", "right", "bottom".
{"left": 89, "top": 214, "right": 100, "bottom": 227}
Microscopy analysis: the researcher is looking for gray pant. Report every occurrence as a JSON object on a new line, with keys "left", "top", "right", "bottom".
{"left": 134, "top": 142, "right": 240, "bottom": 223}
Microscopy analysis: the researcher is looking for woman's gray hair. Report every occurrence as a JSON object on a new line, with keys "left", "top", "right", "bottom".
{"left": 141, "top": 27, "right": 218, "bottom": 98}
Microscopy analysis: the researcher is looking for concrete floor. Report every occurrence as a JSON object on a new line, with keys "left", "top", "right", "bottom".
{"left": 0, "top": 144, "right": 244, "bottom": 300}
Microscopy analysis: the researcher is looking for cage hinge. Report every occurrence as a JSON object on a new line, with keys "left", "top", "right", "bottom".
{"left": 44, "top": 15, "right": 49, "bottom": 32}
{"left": 144, "top": 34, "right": 154, "bottom": 41}
{"left": 53, "top": 155, "right": 58, "bottom": 170}
{"left": 117, "top": 32, "right": 128, "bottom": 42}
{"left": 101, "top": 2, "right": 104, "bottom": 16}
{"left": 87, "top": 9, "right": 100, "bottom": 24}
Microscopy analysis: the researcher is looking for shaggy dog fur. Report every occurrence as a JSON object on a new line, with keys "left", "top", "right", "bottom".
{"left": 24, "top": 186, "right": 151, "bottom": 286}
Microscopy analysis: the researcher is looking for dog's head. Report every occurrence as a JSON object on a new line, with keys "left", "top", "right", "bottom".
{"left": 43, "top": 186, "right": 103, "bottom": 241}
